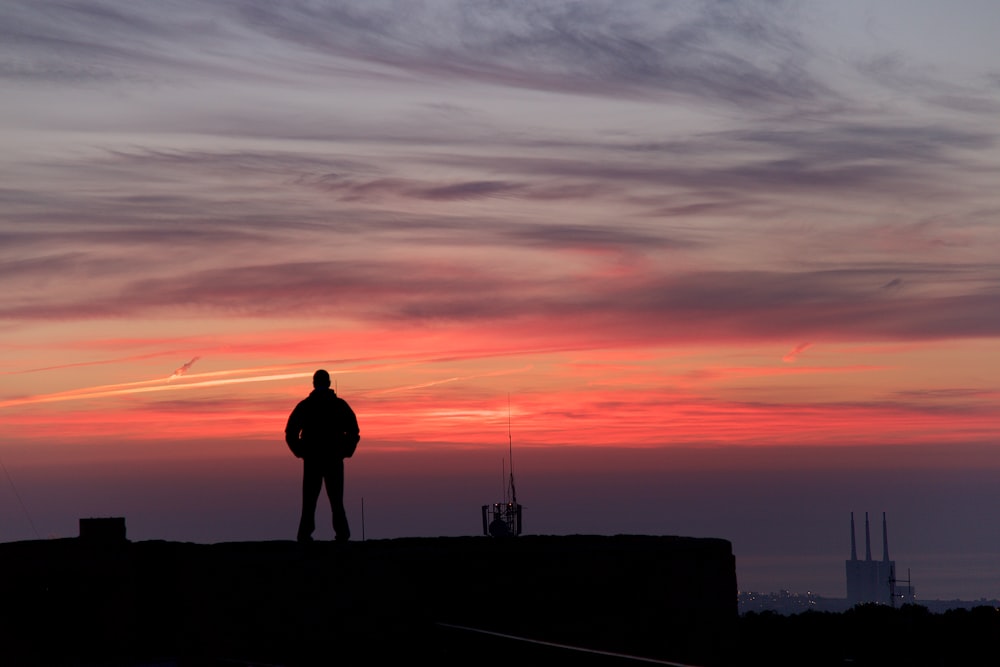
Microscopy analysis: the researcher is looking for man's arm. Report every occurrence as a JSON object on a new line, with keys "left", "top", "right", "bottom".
{"left": 340, "top": 400, "right": 360, "bottom": 457}
{"left": 284, "top": 404, "right": 304, "bottom": 458}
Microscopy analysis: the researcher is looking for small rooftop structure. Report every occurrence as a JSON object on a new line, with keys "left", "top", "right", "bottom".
{"left": 481, "top": 399, "right": 523, "bottom": 537}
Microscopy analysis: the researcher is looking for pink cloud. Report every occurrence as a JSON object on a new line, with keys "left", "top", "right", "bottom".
{"left": 782, "top": 342, "right": 813, "bottom": 363}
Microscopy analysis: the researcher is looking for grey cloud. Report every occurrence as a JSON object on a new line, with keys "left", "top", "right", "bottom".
{"left": 0, "top": 59, "right": 120, "bottom": 83}
{"left": 426, "top": 150, "right": 921, "bottom": 199}
{"left": 418, "top": 181, "right": 523, "bottom": 201}
{"left": 0, "top": 218, "right": 280, "bottom": 248}
{"left": 858, "top": 53, "right": 949, "bottom": 94}
{"left": 421, "top": 118, "right": 996, "bottom": 201}
{"left": 304, "top": 174, "right": 614, "bottom": 205}
{"left": 724, "top": 124, "right": 994, "bottom": 164}
{"left": 106, "top": 259, "right": 513, "bottom": 322}
{"left": 0, "top": 0, "right": 255, "bottom": 84}
{"left": 305, "top": 176, "right": 522, "bottom": 202}
{"left": 928, "top": 94, "right": 1000, "bottom": 115}
{"left": 3, "top": 0, "right": 830, "bottom": 109}
{"left": 857, "top": 53, "right": 1000, "bottom": 117}
{"left": 503, "top": 223, "right": 691, "bottom": 252}
{"left": 644, "top": 198, "right": 771, "bottom": 219}
{"left": 105, "top": 148, "right": 377, "bottom": 180}
{"left": 4, "top": 257, "right": 997, "bottom": 345}
{"left": 237, "top": 0, "right": 829, "bottom": 107}
{"left": 569, "top": 268, "right": 1000, "bottom": 343}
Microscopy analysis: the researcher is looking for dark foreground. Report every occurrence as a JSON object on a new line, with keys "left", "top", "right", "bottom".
{"left": 1, "top": 534, "right": 736, "bottom": 666}
{"left": 738, "top": 604, "right": 1000, "bottom": 666}
{"left": 3, "top": 535, "right": 997, "bottom": 666}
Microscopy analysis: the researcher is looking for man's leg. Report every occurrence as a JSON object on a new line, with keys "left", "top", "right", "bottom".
{"left": 297, "top": 459, "right": 322, "bottom": 542}
{"left": 324, "top": 459, "right": 350, "bottom": 541}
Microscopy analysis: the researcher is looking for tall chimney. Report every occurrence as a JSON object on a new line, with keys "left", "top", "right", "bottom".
{"left": 865, "top": 511, "right": 872, "bottom": 561}
{"left": 850, "top": 512, "right": 858, "bottom": 561}
{"left": 882, "top": 512, "right": 890, "bottom": 562}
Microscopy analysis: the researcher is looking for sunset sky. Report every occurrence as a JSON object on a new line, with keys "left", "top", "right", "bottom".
{"left": 2, "top": 1, "right": 999, "bottom": 600}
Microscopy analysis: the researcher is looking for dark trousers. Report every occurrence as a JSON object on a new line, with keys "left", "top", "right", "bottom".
{"left": 298, "top": 456, "right": 350, "bottom": 541}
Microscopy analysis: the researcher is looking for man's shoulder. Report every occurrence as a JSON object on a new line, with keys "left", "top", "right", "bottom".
{"left": 298, "top": 389, "right": 349, "bottom": 408}
{"left": 289, "top": 394, "right": 314, "bottom": 414}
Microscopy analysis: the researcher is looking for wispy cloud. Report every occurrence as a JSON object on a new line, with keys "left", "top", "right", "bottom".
{"left": 782, "top": 342, "right": 812, "bottom": 363}
{"left": 3, "top": 258, "right": 997, "bottom": 345}
{"left": 1, "top": 3, "right": 998, "bottom": 416}
{"left": 168, "top": 356, "right": 200, "bottom": 380}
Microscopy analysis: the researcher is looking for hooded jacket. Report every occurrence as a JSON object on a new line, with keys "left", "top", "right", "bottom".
{"left": 285, "top": 388, "right": 360, "bottom": 460}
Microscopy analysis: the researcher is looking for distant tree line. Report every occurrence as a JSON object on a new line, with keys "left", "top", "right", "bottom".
{"left": 729, "top": 604, "right": 1000, "bottom": 666}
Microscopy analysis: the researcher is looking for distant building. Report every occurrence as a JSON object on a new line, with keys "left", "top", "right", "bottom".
{"left": 846, "top": 512, "right": 912, "bottom": 606}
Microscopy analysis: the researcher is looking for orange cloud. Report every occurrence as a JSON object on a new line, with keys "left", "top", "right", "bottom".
{"left": 782, "top": 342, "right": 813, "bottom": 363}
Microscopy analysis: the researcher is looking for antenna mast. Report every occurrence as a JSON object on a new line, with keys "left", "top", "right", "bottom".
{"left": 508, "top": 394, "right": 517, "bottom": 507}
{"left": 501, "top": 458, "right": 506, "bottom": 504}
{"left": 481, "top": 394, "right": 523, "bottom": 537}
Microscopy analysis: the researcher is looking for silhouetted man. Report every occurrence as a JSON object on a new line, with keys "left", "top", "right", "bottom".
{"left": 285, "top": 369, "right": 360, "bottom": 542}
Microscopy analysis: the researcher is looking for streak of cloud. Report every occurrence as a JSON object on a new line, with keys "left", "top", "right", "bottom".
{"left": 3, "top": 1, "right": 827, "bottom": 107}
{"left": 365, "top": 365, "right": 534, "bottom": 396}
{"left": 782, "top": 342, "right": 813, "bottom": 363}
{"left": 3, "top": 261, "right": 999, "bottom": 344}
{"left": 168, "top": 356, "right": 200, "bottom": 381}
{"left": 0, "top": 370, "right": 314, "bottom": 409}
{"left": 0, "top": 355, "right": 534, "bottom": 410}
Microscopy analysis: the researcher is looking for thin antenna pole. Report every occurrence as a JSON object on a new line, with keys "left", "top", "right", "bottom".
{"left": 508, "top": 394, "right": 517, "bottom": 505}
{"left": 501, "top": 458, "right": 506, "bottom": 504}
{"left": 0, "top": 452, "right": 40, "bottom": 539}
{"left": 508, "top": 394, "right": 513, "bottom": 468}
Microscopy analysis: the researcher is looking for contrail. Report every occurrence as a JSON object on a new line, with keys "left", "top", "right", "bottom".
{"left": 0, "top": 371, "right": 316, "bottom": 409}
{"left": 0, "top": 357, "right": 532, "bottom": 410}
{"left": 168, "top": 356, "right": 200, "bottom": 381}
{"left": 365, "top": 365, "right": 533, "bottom": 396}
{"left": 782, "top": 342, "right": 813, "bottom": 363}
{"left": 0, "top": 351, "right": 184, "bottom": 376}
{"left": 0, "top": 359, "right": 409, "bottom": 410}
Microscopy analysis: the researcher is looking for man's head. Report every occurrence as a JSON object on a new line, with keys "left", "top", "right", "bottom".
{"left": 312, "top": 369, "right": 331, "bottom": 389}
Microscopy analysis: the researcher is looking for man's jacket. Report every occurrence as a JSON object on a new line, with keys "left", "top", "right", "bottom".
{"left": 285, "top": 388, "right": 360, "bottom": 460}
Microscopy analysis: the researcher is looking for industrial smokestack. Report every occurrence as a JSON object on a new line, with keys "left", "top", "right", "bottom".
{"left": 882, "top": 512, "right": 890, "bottom": 562}
{"left": 865, "top": 512, "right": 872, "bottom": 561}
{"left": 850, "top": 512, "right": 858, "bottom": 561}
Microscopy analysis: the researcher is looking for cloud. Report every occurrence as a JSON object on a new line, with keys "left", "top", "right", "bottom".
{"left": 2, "top": 1, "right": 830, "bottom": 110}
{"left": 782, "top": 342, "right": 812, "bottom": 363}
{"left": 234, "top": 0, "right": 829, "bottom": 107}
{"left": 3, "top": 257, "right": 997, "bottom": 347}
{"left": 418, "top": 135, "right": 982, "bottom": 204}
{"left": 2, "top": 2, "right": 999, "bottom": 359}
{"left": 168, "top": 356, "right": 201, "bottom": 380}
{"left": 416, "top": 181, "right": 523, "bottom": 201}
